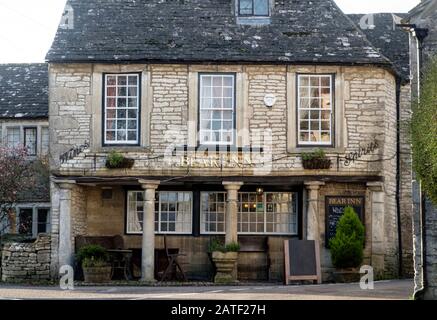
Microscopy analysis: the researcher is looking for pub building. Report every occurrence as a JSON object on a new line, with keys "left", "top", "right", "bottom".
{"left": 46, "top": 0, "right": 413, "bottom": 282}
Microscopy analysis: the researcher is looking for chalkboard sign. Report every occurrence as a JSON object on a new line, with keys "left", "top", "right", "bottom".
{"left": 325, "top": 196, "right": 365, "bottom": 248}
{"left": 284, "top": 239, "right": 321, "bottom": 285}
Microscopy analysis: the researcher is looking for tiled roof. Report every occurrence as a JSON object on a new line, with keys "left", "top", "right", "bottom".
{"left": 46, "top": 0, "right": 392, "bottom": 68}
{"left": 348, "top": 13, "right": 410, "bottom": 81}
{"left": 0, "top": 63, "right": 48, "bottom": 119}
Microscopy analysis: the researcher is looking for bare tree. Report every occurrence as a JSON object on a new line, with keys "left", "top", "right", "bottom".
{"left": 0, "top": 146, "right": 36, "bottom": 236}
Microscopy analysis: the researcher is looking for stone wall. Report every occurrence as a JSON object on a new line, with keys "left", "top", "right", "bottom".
{"left": 399, "top": 84, "right": 414, "bottom": 277}
{"left": 1, "top": 234, "right": 51, "bottom": 282}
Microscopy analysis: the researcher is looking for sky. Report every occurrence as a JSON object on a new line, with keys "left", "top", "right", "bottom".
{"left": 0, "top": 0, "right": 422, "bottom": 63}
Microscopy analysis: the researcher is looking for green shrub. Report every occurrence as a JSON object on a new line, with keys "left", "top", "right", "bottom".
{"left": 411, "top": 57, "right": 437, "bottom": 205}
{"left": 208, "top": 239, "right": 240, "bottom": 253}
{"left": 106, "top": 151, "right": 125, "bottom": 168}
{"left": 329, "top": 206, "right": 365, "bottom": 269}
{"left": 82, "top": 257, "right": 110, "bottom": 268}
{"left": 76, "top": 244, "right": 109, "bottom": 266}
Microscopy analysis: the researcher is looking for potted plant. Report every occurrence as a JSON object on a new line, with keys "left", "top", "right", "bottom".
{"left": 105, "top": 151, "right": 135, "bottom": 169}
{"left": 301, "top": 149, "right": 331, "bottom": 169}
{"left": 76, "top": 244, "right": 112, "bottom": 283}
{"left": 329, "top": 206, "right": 365, "bottom": 283}
{"left": 208, "top": 239, "right": 240, "bottom": 284}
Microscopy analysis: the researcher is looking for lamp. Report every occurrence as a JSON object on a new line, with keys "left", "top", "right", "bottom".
{"left": 256, "top": 187, "right": 264, "bottom": 195}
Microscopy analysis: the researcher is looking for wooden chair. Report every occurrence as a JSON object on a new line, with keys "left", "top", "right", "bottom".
{"left": 159, "top": 235, "right": 187, "bottom": 282}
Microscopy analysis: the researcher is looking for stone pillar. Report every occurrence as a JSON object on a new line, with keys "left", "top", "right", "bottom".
{"left": 223, "top": 182, "right": 244, "bottom": 245}
{"left": 57, "top": 181, "right": 76, "bottom": 269}
{"left": 367, "top": 182, "right": 385, "bottom": 276}
{"left": 139, "top": 180, "right": 160, "bottom": 282}
{"left": 304, "top": 182, "right": 324, "bottom": 241}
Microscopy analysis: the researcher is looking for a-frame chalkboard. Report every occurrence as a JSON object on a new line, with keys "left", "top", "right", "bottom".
{"left": 284, "top": 239, "right": 321, "bottom": 285}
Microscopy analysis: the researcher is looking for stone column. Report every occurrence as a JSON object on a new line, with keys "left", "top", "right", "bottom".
{"left": 304, "top": 182, "right": 325, "bottom": 241}
{"left": 57, "top": 181, "right": 76, "bottom": 269}
{"left": 223, "top": 182, "right": 244, "bottom": 245}
{"left": 139, "top": 180, "right": 160, "bottom": 282}
{"left": 367, "top": 182, "right": 385, "bottom": 275}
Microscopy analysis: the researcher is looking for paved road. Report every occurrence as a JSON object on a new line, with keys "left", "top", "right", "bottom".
{"left": 0, "top": 279, "right": 413, "bottom": 300}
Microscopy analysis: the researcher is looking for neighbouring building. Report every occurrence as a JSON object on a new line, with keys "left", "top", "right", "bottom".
{"left": 46, "top": 0, "right": 413, "bottom": 282}
{"left": 0, "top": 63, "right": 51, "bottom": 239}
{"left": 401, "top": 0, "right": 437, "bottom": 300}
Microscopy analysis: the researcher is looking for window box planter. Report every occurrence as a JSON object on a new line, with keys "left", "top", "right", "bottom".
{"left": 302, "top": 158, "right": 332, "bottom": 170}
{"left": 105, "top": 151, "right": 135, "bottom": 169}
{"left": 301, "top": 149, "right": 332, "bottom": 170}
{"left": 105, "top": 157, "right": 135, "bottom": 169}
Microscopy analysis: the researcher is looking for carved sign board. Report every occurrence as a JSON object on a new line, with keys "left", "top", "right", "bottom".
{"left": 284, "top": 239, "right": 321, "bottom": 285}
{"left": 325, "top": 196, "right": 365, "bottom": 248}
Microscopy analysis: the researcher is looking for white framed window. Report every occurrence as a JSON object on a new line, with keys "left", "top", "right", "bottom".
{"left": 238, "top": 192, "right": 298, "bottom": 235}
{"left": 200, "top": 192, "right": 226, "bottom": 234}
{"left": 199, "top": 73, "right": 235, "bottom": 146}
{"left": 24, "top": 127, "right": 37, "bottom": 156}
{"left": 41, "top": 127, "right": 49, "bottom": 156}
{"left": 297, "top": 74, "right": 333, "bottom": 146}
{"left": 239, "top": 0, "right": 269, "bottom": 16}
{"left": 17, "top": 206, "right": 51, "bottom": 238}
{"left": 104, "top": 74, "right": 140, "bottom": 145}
{"left": 126, "top": 191, "right": 192, "bottom": 234}
{"left": 200, "top": 191, "right": 299, "bottom": 235}
{"left": 6, "top": 127, "right": 21, "bottom": 148}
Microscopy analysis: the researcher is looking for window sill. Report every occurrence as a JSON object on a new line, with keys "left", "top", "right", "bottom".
{"left": 288, "top": 147, "right": 346, "bottom": 155}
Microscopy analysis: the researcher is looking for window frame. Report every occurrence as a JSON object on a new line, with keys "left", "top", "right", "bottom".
{"left": 197, "top": 72, "right": 237, "bottom": 147}
{"left": 238, "top": 0, "right": 270, "bottom": 17}
{"left": 23, "top": 126, "right": 38, "bottom": 156}
{"left": 40, "top": 126, "right": 50, "bottom": 156}
{"left": 6, "top": 126, "right": 21, "bottom": 149}
{"left": 296, "top": 73, "right": 335, "bottom": 148}
{"left": 16, "top": 205, "right": 51, "bottom": 238}
{"left": 102, "top": 72, "right": 142, "bottom": 147}
{"left": 199, "top": 191, "right": 299, "bottom": 236}
{"left": 200, "top": 191, "right": 227, "bottom": 235}
{"left": 125, "top": 190, "right": 193, "bottom": 235}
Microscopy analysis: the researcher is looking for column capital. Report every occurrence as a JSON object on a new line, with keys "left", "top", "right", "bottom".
{"left": 222, "top": 181, "right": 244, "bottom": 191}
{"left": 367, "top": 181, "right": 384, "bottom": 192}
{"left": 53, "top": 179, "right": 76, "bottom": 190}
{"left": 139, "top": 179, "right": 160, "bottom": 190}
{"left": 304, "top": 181, "right": 325, "bottom": 190}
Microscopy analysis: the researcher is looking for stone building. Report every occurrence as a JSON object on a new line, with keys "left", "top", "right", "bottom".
{"left": 401, "top": 0, "right": 437, "bottom": 300}
{"left": 46, "top": 0, "right": 413, "bottom": 282}
{"left": 0, "top": 63, "right": 51, "bottom": 239}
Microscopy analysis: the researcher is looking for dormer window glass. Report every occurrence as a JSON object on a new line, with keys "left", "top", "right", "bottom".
{"left": 239, "top": 0, "right": 269, "bottom": 17}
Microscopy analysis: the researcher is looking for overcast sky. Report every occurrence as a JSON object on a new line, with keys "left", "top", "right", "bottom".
{"left": 0, "top": 0, "right": 421, "bottom": 63}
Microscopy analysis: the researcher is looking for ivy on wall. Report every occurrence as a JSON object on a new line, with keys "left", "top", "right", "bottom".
{"left": 411, "top": 57, "right": 437, "bottom": 205}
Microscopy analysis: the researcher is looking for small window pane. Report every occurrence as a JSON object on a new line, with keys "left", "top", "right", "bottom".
{"left": 41, "top": 127, "right": 49, "bottom": 156}
{"left": 24, "top": 128, "right": 37, "bottom": 156}
{"left": 254, "top": 0, "right": 269, "bottom": 16}
{"left": 7, "top": 128, "right": 21, "bottom": 149}
{"left": 18, "top": 208, "right": 33, "bottom": 235}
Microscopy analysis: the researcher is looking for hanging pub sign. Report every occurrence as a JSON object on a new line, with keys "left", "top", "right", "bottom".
{"left": 325, "top": 196, "right": 365, "bottom": 248}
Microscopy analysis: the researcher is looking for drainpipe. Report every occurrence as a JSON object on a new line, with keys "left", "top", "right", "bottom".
{"left": 409, "top": 26, "right": 429, "bottom": 300}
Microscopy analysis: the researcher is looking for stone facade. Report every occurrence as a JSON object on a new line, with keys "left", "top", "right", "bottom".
{"left": 1, "top": 234, "right": 51, "bottom": 282}
{"left": 47, "top": 62, "right": 408, "bottom": 281}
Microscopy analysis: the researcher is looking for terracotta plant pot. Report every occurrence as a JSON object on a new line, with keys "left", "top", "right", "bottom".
{"left": 83, "top": 266, "right": 112, "bottom": 283}
{"left": 331, "top": 268, "right": 361, "bottom": 283}
{"left": 302, "top": 158, "right": 332, "bottom": 170}
{"left": 105, "top": 158, "right": 135, "bottom": 169}
{"left": 211, "top": 251, "right": 238, "bottom": 284}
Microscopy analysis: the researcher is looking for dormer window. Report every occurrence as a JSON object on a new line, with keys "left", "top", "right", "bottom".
{"left": 238, "top": 0, "right": 269, "bottom": 17}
